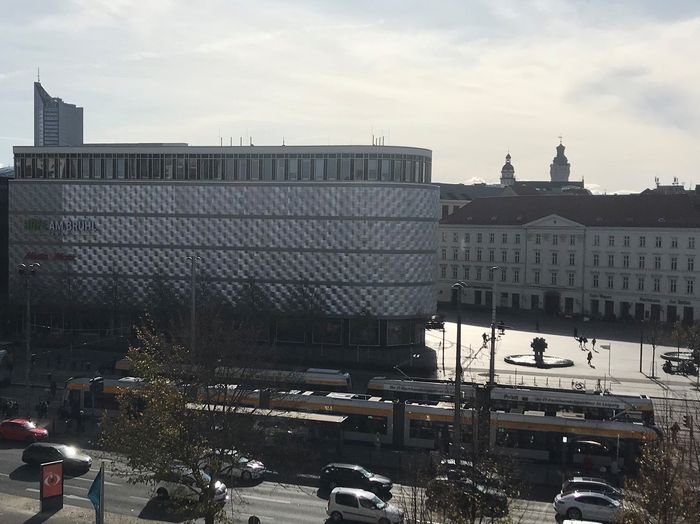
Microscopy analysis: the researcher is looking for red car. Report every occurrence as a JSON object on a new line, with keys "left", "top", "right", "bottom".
{"left": 0, "top": 418, "right": 49, "bottom": 442}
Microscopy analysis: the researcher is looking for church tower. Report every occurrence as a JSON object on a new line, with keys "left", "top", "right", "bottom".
{"left": 549, "top": 139, "right": 570, "bottom": 182}
{"left": 500, "top": 153, "right": 515, "bottom": 186}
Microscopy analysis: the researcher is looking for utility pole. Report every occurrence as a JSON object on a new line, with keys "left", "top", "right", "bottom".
{"left": 451, "top": 281, "right": 470, "bottom": 460}
{"left": 18, "top": 263, "right": 40, "bottom": 417}
{"left": 187, "top": 255, "right": 201, "bottom": 358}
{"left": 488, "top": 266, "right": 502, "bottom": 387}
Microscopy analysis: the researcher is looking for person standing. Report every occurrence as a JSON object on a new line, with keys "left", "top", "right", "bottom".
{"left": 592, "top": 338, "right": 597, "bottom": 350}
{"left": 587, "top": 351, "right": 593, "bottom": 366}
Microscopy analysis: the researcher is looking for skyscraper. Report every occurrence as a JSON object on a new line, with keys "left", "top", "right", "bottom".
{"left": 33, "top": 82, "right": 83, "bottom": 146}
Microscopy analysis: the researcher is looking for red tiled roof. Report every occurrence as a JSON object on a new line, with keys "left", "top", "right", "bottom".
{"left": 440, "top": 193, "right": 700, "bottom": 228}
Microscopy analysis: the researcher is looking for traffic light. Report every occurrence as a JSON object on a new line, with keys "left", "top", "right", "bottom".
{"left": 683, "top": 414, "right": 693, "bottom": 428}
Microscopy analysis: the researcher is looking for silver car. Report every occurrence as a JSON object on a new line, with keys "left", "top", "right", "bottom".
{"left": 202, "top": 449, "right": 266, "bottom": 482}
{"left": 154, "top": 466, "right": 229, "bottom": 504}
{"left": 554, "top": 491, "right": 621, "bottom": 521}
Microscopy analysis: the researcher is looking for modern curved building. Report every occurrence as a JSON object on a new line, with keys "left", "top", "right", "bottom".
{"left": 11, "top": 144, "right": 437, "bottom": 355}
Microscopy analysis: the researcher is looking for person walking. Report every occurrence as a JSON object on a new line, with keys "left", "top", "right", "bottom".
{"left": 482, "top": 333, "right": 488, "bottom": 347}
{"left": 587, "top": 351, "right": 593, "bottom": 366}
{"left": 592, "top": 338, "right": 597, "bottom": 351}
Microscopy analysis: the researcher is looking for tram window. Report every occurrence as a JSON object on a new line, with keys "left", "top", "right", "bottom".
{"left": 95, "top": 392, "right": 120, "bottom": 411}
{"left": 409, "top": 420, "right": 439, "bottom": 440}
{"left": 68, "top": 389, "right": 81, "bottom": 409}
{"left": 345, "top": 414, "right": 387, "bottom": 434}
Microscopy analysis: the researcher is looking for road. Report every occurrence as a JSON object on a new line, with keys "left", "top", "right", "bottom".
{"left": 0, "top": 443, "right": 558, "bottom": 523}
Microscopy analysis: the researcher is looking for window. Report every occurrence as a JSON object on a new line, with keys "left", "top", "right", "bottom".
{"left": 593, "top": 254, "right": 599, "bottom": 267}
{"left": 441, "top": 232, "right": 446, "bottom": 242}
{"left": 653, "top": 278, "right": 660, "bottom": 292}
{"left": 623, "top": 255, "right": 629, "bottom": 268}
{"left": 534, "top": 270, "right": 540, "bottom": 284}
{"left": 476, "top": 267, "right": 482, "bottom": 281}
{"left": 502, "top": 233, "right": 508, "bottom": 243}
{"left": 608, "top": 254, "right": 614, "bottom": 267}
{"left": 553, "top": 235, "right": 559, "bottom": 245}
{"left": 515, "top": 234, "right": 521, "bottom": 244}
{"left": 552, "top": 252, "right": 558, "bottom": 265}
{"left": 623, "top": 235, "right": 630, "bottom": 247}
{"left": 488, "top": 268, "right": 494, "bottom": 281}
{"left": 535, "top": 251, "right": 541, "bottom": 264}
{"left": 441, "top": 248, "right": 446, "bottom": 260}
{"left": 452, "top": 265, "right": 458, "bottom": 278}
{"left": 453, "top": 248, "right": 459, "bottom": 260}
{"left": 501, "top": 269, "right": 507, "bottom": 282}
{"left": 593, "top": 235, "right": 600, "bottom": 246}
{"left": 570, "top": 235, "right": 576, "bottom": 246}
{"left": 335, "top": 493, "right": 358, "bottom": 508}
{"left": 652, "top": 236, "right": 661, "bottom": 248}
{"left": 514, "top": 251, "right": 520, "bottom": 263}
{"left": 670, "top": 278, "right": 677, "bottom": 293}
{"left": 477, "top": 233, "right": 483, "bottom": 243}
{"left": 551, "top": 272, "right": 558, "bottom": 285}
{"left": 671, "top": 257, "right": 678, "bottom": 270}
{"left": 688, "top": 280, "right": 695, "bottom": 295}
{"left": 476, "top": 249, "right": 482, "bottom": 262}
{"left": 452, "top": 232, "right": 458, "bottom": 243}
{"left": 639, "top": 255, "right": 645, "bottom": 269}
{"left": 622, "top": 276, "right": 629, "bottom": 290}
{"left": 464, "top": 233, "right": 470, "bottom": 243}
{"left": 513, "top": 268, "right": 520, "bottom": 283}
{"left": 689, "top": 258, "right": 695, "bottom": 271}
{"left": 463, "top": 266, "right": 469, "bottom": 280}
{"left": 671, "top": 237, "right": 678, "bottom": 248}
{"left": 689, "top": 237, "right": 695, "bottom": 249}
{"left": 568, "top": 273, "right": 575, "bottom": 286}
{"left": 489, "top": 249, "right": 495, "bottom": 262}
{"left": 440, "top": 265, "right": 446, "bottom": 278}
{"left": 639, "top": 236, "right": 646, "bottom": 247}
{"left": 464, "top": 249, "right": 470, "bottom": 261}
{"left": 535, "top": 234, "right": 542, "bottom": 245}
{"left": 592, "top": 273, "right": 599, "bottom": 288}
{"left": 489, "top": 233, "right": 495, "bottom": 244}
{"left": 608, "top": 235, "right": 615, "bottom": 247}
{"left": 501, "top": 250, "right": 508, "bottom": 263}
{"left": 607, "top": 274, "right": 614, "bottom": 289}
{"left": 654, "top": 256, "right": 661, "bottom": 270}
{"left": 638, "top": 276, "right": 645, "bottom": 291}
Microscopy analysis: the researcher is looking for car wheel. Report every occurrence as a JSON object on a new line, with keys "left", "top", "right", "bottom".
{"left": 566, "top": 507, "right": 582, "bottom": 520}
{"left": 156, "top": 488, "right": 169, "bottom": 501}
{"left": 330, "top": 511, "right": 343, "bottom": 522}
{"left": 241, "top": 471, "right": 252, "bottom": 482}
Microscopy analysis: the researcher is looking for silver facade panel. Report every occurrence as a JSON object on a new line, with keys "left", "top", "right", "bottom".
{"left": 10, "top": 181, "right": 438, "bottom": 318}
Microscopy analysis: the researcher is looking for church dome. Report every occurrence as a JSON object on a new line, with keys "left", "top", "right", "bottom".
{"left": 501, "top": 153, "right": 514, "bottom": 173}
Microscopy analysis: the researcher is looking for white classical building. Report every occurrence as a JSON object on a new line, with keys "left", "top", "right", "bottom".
{"left": 438, "top": 192, "right": 700, "bottom": 322}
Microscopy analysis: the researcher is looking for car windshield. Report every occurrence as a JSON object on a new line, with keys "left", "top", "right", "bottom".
{"left": 369, "top": 495, "right": 386, "bottom": 509}
{"left": 358, "top": 467, "right": 372, "bottom": 478}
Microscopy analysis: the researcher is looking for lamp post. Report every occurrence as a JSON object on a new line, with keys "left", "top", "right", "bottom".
{"left": 187, "top": 255, "right": 201, "bottom": 358}
{"left": 18, "top": 263, "right": 40, "bottom": 417}
{"left": 451, "top": 281, "right": 470, "bottom": 460}
{"left": 488, "top": 266, "right": 502, "bottom": 387}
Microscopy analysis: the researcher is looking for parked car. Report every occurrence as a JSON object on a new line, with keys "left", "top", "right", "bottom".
{"left": 327, "top": 487, "right": 403, "bottom": 523}
{"left": 426, "top": 476, "right": 508, "bottom": 518}
{"left": 154, "top": 465, "right": 229, "bottom": 504}
{"left": 201, "top": 449, "right": 266, "bottom": 481}
{"left": 562, "top": 476, "right": 623, "bottom": 500}
{"left": 437, "top": 458, "right": 504, "bottom": 487}
{"left": 553, "top": 491, "right": 621, "bottom": 521}
{"left": 425, "top": 315, "right": 445, "bottom": 330}
{"left": 321, "top": 463, "right": 392, "bottom": 494}
{"left": 22, "top": 443, "right": 92, "bottom": 473}
{"left": 0, "top": 418, "right": 48, "bottom": 442}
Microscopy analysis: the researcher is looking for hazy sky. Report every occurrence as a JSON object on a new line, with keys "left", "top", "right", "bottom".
{"left": 2, "top": 0, "right": 700, "bottom": 193}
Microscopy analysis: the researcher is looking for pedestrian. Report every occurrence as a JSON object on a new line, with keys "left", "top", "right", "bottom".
{"left": 482, "top": 333, "right": 488, "bottom": 346}
{"left": 582, "top": 337, "right": 588, "bottom": 349}
{"left": 671, "top": 421, "right": 680, "bottom": 443}
{"left": 592, "top": 338, "right": 597, "bottom": 350}
{"left": 587, "top": 351, "right": 593, "bottom": 366}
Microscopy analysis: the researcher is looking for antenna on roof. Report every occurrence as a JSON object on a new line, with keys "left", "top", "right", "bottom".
{"left": 282, "top": 136, "right": 285, "bottom": 146}
{"left": 37, "top": 67, "right": 40, "bottom": 82}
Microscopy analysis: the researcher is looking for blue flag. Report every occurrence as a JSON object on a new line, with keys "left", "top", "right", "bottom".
{"left": 88, "top": 465, "right": 103, "bottom": 523}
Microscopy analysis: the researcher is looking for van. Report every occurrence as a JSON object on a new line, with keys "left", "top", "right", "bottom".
{"left": 327, "top": 487, "right": 403, "bottom": 523}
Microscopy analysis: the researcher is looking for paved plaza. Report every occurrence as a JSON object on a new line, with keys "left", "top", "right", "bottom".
{"left": 426, "top": 308, "right": 700, "bottom": 402}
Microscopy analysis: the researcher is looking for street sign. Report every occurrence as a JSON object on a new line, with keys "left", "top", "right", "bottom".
{"left": 40, "top": 460, "right": 63, "bottom": 512}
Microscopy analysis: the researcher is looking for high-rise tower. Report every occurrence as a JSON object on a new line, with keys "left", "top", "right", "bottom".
{"left": 34, "top": 82, "right": 83, "bottom": 146}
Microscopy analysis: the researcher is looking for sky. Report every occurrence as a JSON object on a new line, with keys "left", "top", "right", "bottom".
{"left": 2, "top": 0, "right": 700, "bottom": 193}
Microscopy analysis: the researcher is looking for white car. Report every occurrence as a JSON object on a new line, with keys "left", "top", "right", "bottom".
{"left": 154, "top": 466, "right": 229, "bottom": 504}
{"left": 201, "top": 449, "right": 266, "bottom": 481}
{"left": 554, "top": 491, "right": 621, "bottom": 522}
{"left": 327, "top": 487, "right": 403, "bottom": 523}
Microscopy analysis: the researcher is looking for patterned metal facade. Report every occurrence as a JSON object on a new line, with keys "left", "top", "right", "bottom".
{"left": 10, "top": 175, "right": 438, "bottom": 320}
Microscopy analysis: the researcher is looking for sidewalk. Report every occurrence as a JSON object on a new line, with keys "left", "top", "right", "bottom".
{"left": 0, "top": 492, "right": 169, "bottom": 524}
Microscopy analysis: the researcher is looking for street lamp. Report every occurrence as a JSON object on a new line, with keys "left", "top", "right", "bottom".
{"left": 18, "top": 263, "right": 40, "bottom": 417}
{"left": 451, "top": 280, "right": 470, "bottom": 460}
{"left": 488, "top": 266, "right": 503, "bottom": 387}
{"left": 187, "top": 255, "right": 202, "bottom": 357}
